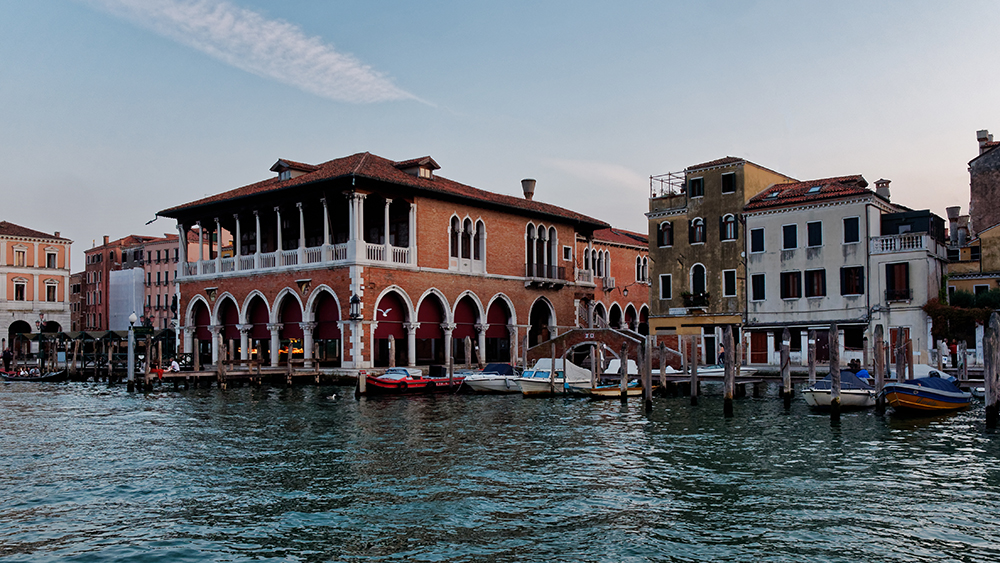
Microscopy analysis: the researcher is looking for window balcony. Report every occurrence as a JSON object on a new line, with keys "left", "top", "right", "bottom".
{"left": 181, "top": 241, "right": 410, "bottom": 278}
{"left": 524, "top": 263, "right": 567, "bottom": 287}
{"left": 885, "top": 288, "right": 912, "bottom": 302}
{"left": 682, "top": 291, "right": 710, "bottom": 308}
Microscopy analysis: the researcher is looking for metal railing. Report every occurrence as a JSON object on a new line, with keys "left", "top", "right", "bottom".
{"left": 524, "top": 263, "right": 565, "bottom": 280}
{"left": 885, "top": 288, "right": 913, "bottom": 302}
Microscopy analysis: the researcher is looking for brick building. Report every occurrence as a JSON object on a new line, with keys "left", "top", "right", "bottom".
{"left": 584, "top": 228, "right": 650, "bottom": 332}
{"left": 158, "top": 152, "right": 648, "bottom": 371}
{"left": 0, "top": 221, "right": 72, "bottom": 354}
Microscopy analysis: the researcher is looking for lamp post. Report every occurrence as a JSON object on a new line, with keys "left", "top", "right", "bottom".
{"left": 127, "top": 311, "right": 137, "bottom": 391}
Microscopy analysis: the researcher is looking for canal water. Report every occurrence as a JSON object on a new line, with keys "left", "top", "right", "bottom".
{"left": 2, "top": 382, "right": 999, "bottom": 563}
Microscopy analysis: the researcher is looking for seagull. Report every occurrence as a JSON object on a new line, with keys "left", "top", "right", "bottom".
{"left": 377, "top": 307, "right": 392, "bottom": 317}
{"left": 327, "top": 394, "right": 337, "bottom": 400}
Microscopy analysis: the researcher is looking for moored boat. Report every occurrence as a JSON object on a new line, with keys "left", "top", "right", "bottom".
{"left": 0, "top": 369, "right": 68, "bottom": 382}
{"left": 515, "top": 359, "right": 591, "bottom": 396}
{"left": 462, "top": 363, "right": 522, "bottom": 393}
{"left": 802, "top": 370, "right": 876, "bottom": 409}
{"left": 364, "top": 367, "right": 464, "bottom": 395}
{"left": 882, "top": 375, "right": 971, "bottom": 413}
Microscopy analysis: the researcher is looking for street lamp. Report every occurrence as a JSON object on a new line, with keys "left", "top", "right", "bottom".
{"left": 127, "top": 311, "right": 137, "bottom": 390}
{"left": 349, "top": 294, "right": 362, "bottom": 320}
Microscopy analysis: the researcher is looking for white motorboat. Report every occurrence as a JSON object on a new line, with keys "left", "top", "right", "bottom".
{"left": 515, "top": 358, "right": 592, "bottom": 396}
{"left": 802, "top": 370, "right": 876, "bottom": 409}
{"left": 462, "top": 363, "right": 522, "bottom": 393}
{"left": 661, "top": 364, "right": 758, "bottom": 377}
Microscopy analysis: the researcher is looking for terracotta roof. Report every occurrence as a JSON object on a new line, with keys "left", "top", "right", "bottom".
{"left": 270, "top": 159, "right": 319, "bottom": 173}
{"left": 85, "top": 234, "right": 160, "bottom": 253}
{"left": 744, "top": 175, "right": 869, "bottom": 211}
{"left": 686, "top": 156, "right": 744, "bottom": 171}
{"left": 159, "top": 152, "right": 609, "bottom": 229}
{"left": 0, "top": 221, "right": 70, "bottom": 241}
{"left": 592, "top": 227, "right": 648, "bottom": 247}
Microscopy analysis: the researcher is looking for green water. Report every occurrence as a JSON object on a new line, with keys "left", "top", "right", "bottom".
{"left": 1, "top": 382, "right": 998, "bottom": 562}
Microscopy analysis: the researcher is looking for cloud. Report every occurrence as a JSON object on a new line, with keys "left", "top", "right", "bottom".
{"left": 544, "top": 158, "right": 648, "bottom": 192}
{"left": 83, "top": 0, "right": 418, "bottom": 103}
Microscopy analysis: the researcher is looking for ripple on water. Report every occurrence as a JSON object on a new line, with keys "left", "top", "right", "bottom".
{"left": 2, "top": 383, "right": 1000, "bottom": 562}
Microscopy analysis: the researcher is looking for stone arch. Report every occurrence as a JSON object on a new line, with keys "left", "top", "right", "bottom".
{"left": 638, "top": 305, "right": 650, "bottom": 336}
{"left": 415, "top": 288, "right": 452, "bottom": 324}
{"left": 624, "top": 303, "right": 638, "bottom": 331}
{"left": 214, "top": 294, "right": 241, "bottom": 342}
{"left": 308, "top": 285, "right": 342, "bottom": 367}
{"left": 415, "top": 289, "right": 449, "bottom": 365}
{"left": 243, "top": 292, "right": 272, "bottom": 362}
{"left": 593, "top": 302, "right": 607, "bottom": 325}
{"left": 373, "top": 287, "right": 412, "bottom": 367}
{"left": 528, "top": 296, "right": 556, "bottom": 347}
{"left": 240, "top": 290, "right": 270, "bottom": 325}
{"left": 608, "top": 302, "right": 623, "bottom": 329}
{"left": 690, "top": 263, "right": 707, "bottom": 295}
{"left": 304, "top": 284, "right": 342, "bottom": 322}
{"left": 486, "top": 293, "right": 518, "bottom": 327}
{"left": 485, "top": 293, "right": 515, "bottom": 362}
{"left": 274, "top": 289, "right": 305, "bottom": 363}
{"left": 185, "top": 294, "right": 211, "bottom": 327}
{"left": 452, "top": 291, "right": 484, "bottom": 365}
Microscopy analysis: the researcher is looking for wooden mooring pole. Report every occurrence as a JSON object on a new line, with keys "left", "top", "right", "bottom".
{"left": 619, "top": 342, "right": 629, "bottom": 402}
{"left": 829, "top": 323, "right": 841, "bottom": 423}
{"left": 658, "top": 342, "right": 667, "bottom": 389}
{"left": 985, "top": 313, "right": 999, "bottom": 429}
{"left": 874, "top": 325, "right": 885, "bottom": 413}
{"left": 643, "top": 335, "right": 653, "bottom": 412}
{"left": 690, "top": 336, "right": 699, "bottom": 406}
{"left": 723, "top": 325, "right": 735, "bottom": 418}
{"left": 807, "top": 330, "right": 816, "bottom": 386}
{"left": 781, "top": 328, "right": 791, "bottom": 409}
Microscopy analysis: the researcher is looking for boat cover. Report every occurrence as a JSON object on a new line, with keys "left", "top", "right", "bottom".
{"left": 480, "top": 363, "right": 516, "bottom": 375}
{"left": 897, "top": 376, "right": 963, "bottom": 393}
{"left": 810, "top": 370, "right": 875, "bottom": 391}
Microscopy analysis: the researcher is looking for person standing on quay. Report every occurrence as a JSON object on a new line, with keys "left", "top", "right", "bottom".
{"left": 2, "top": 348, "right": 11, "bottom": 372}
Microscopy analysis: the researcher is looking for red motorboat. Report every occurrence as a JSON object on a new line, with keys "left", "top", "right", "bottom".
{"left": 363, "top": 367, "right": 465, "bottom": 395}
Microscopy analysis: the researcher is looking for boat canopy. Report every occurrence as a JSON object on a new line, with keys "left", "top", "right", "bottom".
{"left": 481, "top": 363, "right": 516, "bottom": 376}
{"left": 810, "top": 370, "right": 874, "bottom": 391}
{"left": 902, "top": 376, "right": 963, "bottom": 393}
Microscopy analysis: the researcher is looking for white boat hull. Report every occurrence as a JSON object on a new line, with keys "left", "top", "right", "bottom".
{"left": 463, "top": 375, "right": 520, "bottom": 393}
{"left": 802, "top": 388, "right": 876, "bottom": 408}
{"left": 516, "top": 377, "right": 590, "bottom": 396}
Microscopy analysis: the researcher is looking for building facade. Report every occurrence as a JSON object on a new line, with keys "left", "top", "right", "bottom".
{"left": 646, "top": 157, "right": 795, "bottom": 363}
{"left": 970, "top": 129, "right": 1000, "bottom": 234}
{"left": 158, "top": 152, "right": 645, "bottom": 372}
{"left": 0, "top": 221, "right": 72, "bottom": 353}
{"left": 581, "top": 228, "right": 650, "bottom": 333}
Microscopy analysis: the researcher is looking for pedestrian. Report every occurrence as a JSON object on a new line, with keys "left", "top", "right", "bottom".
{"left": 949, "top": 340, "right": 958, "bottom": 369}
{"left": 2, "top": 348, "right": 11, "bottom": 372}
{"left": 717, "top": 344, "right": 725, "bottom": 366}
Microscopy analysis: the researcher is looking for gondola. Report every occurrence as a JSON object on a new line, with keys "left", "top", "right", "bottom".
{"left": 1, "top": 369, "right": 69, "bottom": 382}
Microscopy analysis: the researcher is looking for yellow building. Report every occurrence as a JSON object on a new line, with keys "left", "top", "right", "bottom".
{"left": 947, "top": 221, "right": 1000, "bottom": 298}
{"left": 646, "top": 157, "right": 795, "bottom": 361}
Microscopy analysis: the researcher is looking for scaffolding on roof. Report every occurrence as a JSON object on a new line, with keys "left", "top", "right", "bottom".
{"left": 650, "top": 171, "right": 685, "bottom": 198}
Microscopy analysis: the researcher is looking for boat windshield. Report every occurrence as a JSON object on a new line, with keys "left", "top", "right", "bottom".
{"left": 524, "top": 370, "right": 562, "bottom": 379}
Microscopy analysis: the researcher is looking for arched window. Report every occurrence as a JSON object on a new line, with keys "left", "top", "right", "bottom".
{"left": 642, "top": 257, "right": 649, "bottom": 282}
{"left": 450, "top": 216, "right": 461, "bottom": 258}
{"left": 604, "top": 251, "right": 611, "bottom": 277}
{"left": 721, "top": 214, "right": 737, "bottom": 241}
{"left": 690, "top": 218, "right": 705, "bottom": 244}
{"left": 462, "top": 218, "right": 473, "bottom": 259}
{"left": 548, "top": 226, "right": 558, "bottom": 266}
{"left": 584, "top": 248, "right": 591, "bottom": 272}
{"left": 596, "top": 250, "right": 603, "bottom": 277}
{"left": 691, "top": 264, "right": 706, "bottom": 295}
{"left": 635, "top": 256, "right": 642, "bottom": 282}
{"left": 474, "top": 220, "right": 485, "bottom": 261}
{"left": 525, "top": 224, "right": 536, "bottom": 275}
{"left": 658, "top": 221, "right": 673, "bottom": 247}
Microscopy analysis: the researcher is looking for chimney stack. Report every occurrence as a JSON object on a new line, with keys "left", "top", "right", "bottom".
{"left": 946, "top": 206, "right": 961, "bottom": 247}
{"left": 103, "top": 235, "right": 109, "bottom": 246}
{"left": 874, "top": 178, "right": 891, "bottom": 201}
{"left": 521, "top": 178, "right": 536, "bottom": 201}
{"left": 978, "top": 129, "right": 994, "bottom": 154}
{"left": 53, "top": 231, "right": 60, "bottom": 238}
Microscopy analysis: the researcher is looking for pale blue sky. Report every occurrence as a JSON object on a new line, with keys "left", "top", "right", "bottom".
{"left": 2, "top": 1, "right": 998, "bottom": 269}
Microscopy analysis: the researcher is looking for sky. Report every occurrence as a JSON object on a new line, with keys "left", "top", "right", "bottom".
{"left": 2, "top": 0, "right": 999, "bottom": 270}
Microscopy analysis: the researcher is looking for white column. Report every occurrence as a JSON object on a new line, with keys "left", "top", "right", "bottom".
{"left": 183, "top": 326, "right": 195, "bottom": 360}
{"left": 268, "top": 323, "right": 282, "bottom": 368}
{"left": 408, "top": 202, "right": 417, "bottom": 265}
{"left": 234, "top": 214, "right": 241, "bottom": 269}
{"left": 476, "top": 324, "right": 487, "bottom": 367}
{"left": 297, "top": 202, "right": 306, "bottom": 263}
{"left": 275, "top": 207, "right": 283, "bottom": 255}
{"left": 214, "top": 217, "right": 222, "bottom": 272}
{"left": 196, "top": 221, "right": 204, "bottom": 275}
{"left": 209, "top": 326, "right": 221, "bottom": 365}
{"left": 254, "top": 210, "right": 262, "bottom": 269}
{"left": 767, "top": 331, "right": 776, "bottom": 365}
{"left": 238, "top": 325, "right": 251, "bottom": 361}
{"left": 405, "top": 322, "right": 417, "bottom": 367}
{"left": 508, "top": 325, "right": 518, "bottom": 365}
{"left": 321, "top": 198, "right": 331, "bottom": 260}
{"left": 800, "top": 331, "right": 809, "bottom": 366}
{"left": 301, "top": 322, "right": 316, "bottom": 368}
{"left": 384, "top": 198, "right": 392, "bottom": 261}
{"left": 442, "top": 323, "right": 456, "bottom": 369}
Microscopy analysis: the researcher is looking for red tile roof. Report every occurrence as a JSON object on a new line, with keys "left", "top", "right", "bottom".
{"left": 744, "top": 175, "right": 869, "bottom": 211}
{"left": 593, "top": 227, "right": 648, "bottom": 247}
{"left": 159, "top": 152, "right": 609, "bottom": 229}
{"left": 0, "top": 221, "right": 70, "bottom": 241}
{"left": 270, "top": 159, "right": 319, "bottom": 173}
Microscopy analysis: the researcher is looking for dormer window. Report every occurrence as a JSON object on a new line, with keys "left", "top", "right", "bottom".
{"left": 270, "top": 159, "right": 318, "bottom": 180}
{"left": 394, "top": 156, "right": 440, "bottom": 179}
{"left": 279, "top": 170, "right": 291, "bottom": 181}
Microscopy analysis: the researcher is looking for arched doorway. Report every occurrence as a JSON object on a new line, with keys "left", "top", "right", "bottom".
{"left": 192, "top": 301, "right": 212, "bottom": 366}
{"left": 624, "top": 304, "right": 637, "bottom": 331}
{"left": 313, "top": 291, "right": 341, "bottom": 367}
{"left": 528, "top": 298, "right": 553, "bottom": 347}
{"left": 374, "top": 291, "right": 408, "bottom": 367}
{"left": 217, "top": 297, "right": 240, "bottom": 360}
{"left": 593, "top": 303, "right": 607, "bottom": 327}
{"left": 276, "top": 294, "right": 303, "bottom": 365}
{"left": 638, "top": 305, "right": 649, "bottom": 336}
{"left": 485, "top": 298, "right": 512, "bottom": 362}
{"left": 416, "top": 294, "right": 447, "bottom": 365}
{"left": 245, "top": 295, "right": 271, "bottom": 363}
{"left": 8, "top": 320, "right": 32, "bottom": 362}
{"left": 453, "top": 295, "right": 480, "bottom": 366}
{"left": 608, "top": 303, "right": 623, "bottom": 330}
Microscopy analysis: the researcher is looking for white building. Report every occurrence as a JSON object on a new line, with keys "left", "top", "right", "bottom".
{"left": 742, "top": 177, "right": 946, "bottom": 366}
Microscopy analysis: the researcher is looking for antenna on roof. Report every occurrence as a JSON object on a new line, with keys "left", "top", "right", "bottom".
{"left": 145, "top": 216, "right": 158, "bottom": 226}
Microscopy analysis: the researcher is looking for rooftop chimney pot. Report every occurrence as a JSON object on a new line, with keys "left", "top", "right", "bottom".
{"left": 521, "top": 178, "right": 536, "bottom": 201}
{"left": 874, "top": 178, "right": 891, "bottom": 201}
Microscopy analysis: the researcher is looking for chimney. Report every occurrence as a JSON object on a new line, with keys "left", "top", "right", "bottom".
{"left": 521, "top": 178, "right": 536, "bottom": 200}
{"left": 103, "top": 235, "right": 109, "bottom": 246}
{"left": 978, "top": 129, "right": 994, "bottom": 154}
{"left": 946, "top": 206, "right": 961, "bottom": 247}
{"left": 958, "top": 214, "right": 972, "bottom": 242}
{"left": 874, "top": 178, "right": 891, "bottom": 201}
{"left": 53, "top": 231, "right": 60, "bottom": 238}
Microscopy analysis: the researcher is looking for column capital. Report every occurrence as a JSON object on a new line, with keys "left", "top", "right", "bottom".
{"left": 404, "top": 322, "right": 419, "bottom": 334}
{"left": 384, "top": 198, "right": 393, "bottom": 206}
{"left": 296, "top": 202, "right": 303, "bottom": 209}
{"left": 475, "top": 323, "right": 487, "bottom": 333}
{"left": 214, "top": 217, "right": 220, "bottom": 224}
{"left": 183, "top": 326, "right": 196, "bottom": 335}
{"left": 237, "top": 324, "right": 253, "bottom": 334}
{"left": 233, "top": 213, "right": 239, "bottom": 220}
{"left": 441, "top": 322, "right": 457, "bottom": 333}
{"left": 209, "top": 325, "right": 222, "bottom": 336}
{"left": 266, "top": 323, "right": 283, "bottom": 333}
{"left": 320, "top": 197, "right": 327, "bottom": 206}
{"left": 299, "top": 321, "right": 317, "bottom": 332}
{"left": 274, "top": 206, "right": 281, "bottom": 213}
{"left": 196, "top": 220, "right": 202, "bottom": 227}
{"left": 253, "top": 209, "right": 259, "bottom": 217}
